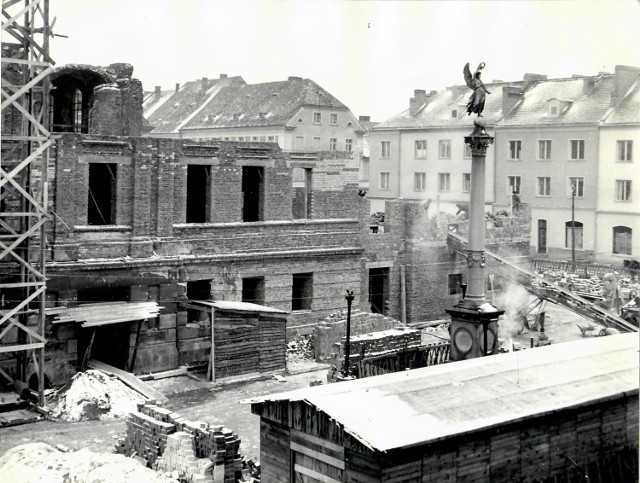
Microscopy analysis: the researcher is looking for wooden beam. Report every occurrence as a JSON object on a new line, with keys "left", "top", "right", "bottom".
{"left": 0, "top": 342, "right": 44, "bottom": 353}
{"left": 0, "top": 56, "right": 50, "bottom": 66}
{"left": 0, "top": 65, "right": 52, "bottom": 110}
{"left": 127, "top": 319, "right": 142, "bottom": 373}
{"left": 291, "top": 442, "right": 345, "bottom": 470}
{"left": 207, "top": 308, "right": 216, "bottom": 382}
{"left": 293, "top": 464, "right": 342, "bottom": 483}
{"left": 80, "top": 328, "right": 96, "bottom": 371}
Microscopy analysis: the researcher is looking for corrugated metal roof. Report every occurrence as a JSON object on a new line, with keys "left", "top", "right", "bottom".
{"left": 248, "top": 333, "right": 639, "bottom": 452}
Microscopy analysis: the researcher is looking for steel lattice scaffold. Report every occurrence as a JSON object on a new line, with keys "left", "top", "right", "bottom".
{"left": 1, "top": 0, "right": 53, "bottom": 405}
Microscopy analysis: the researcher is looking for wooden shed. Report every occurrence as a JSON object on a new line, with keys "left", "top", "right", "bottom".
{"left": 185, "top": 300, "right": 287, "bottom": 381}
{"left": 249, "top": 333, "right": 639, "bottom": 482}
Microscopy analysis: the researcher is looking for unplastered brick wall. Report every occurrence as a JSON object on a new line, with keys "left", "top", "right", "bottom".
{"left": 313, "top": 309, "right": 403, "bottom": 361}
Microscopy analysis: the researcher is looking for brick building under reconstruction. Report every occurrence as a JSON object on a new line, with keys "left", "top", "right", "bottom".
{"left": 1, "top": 60, "right": 532, "bottom": 388}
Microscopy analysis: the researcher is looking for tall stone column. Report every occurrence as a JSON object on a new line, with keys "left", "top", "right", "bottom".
{"left": 446, "top": 120, "right": 504, "bottom": 360}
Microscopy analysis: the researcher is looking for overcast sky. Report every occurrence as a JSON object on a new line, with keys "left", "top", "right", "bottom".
{"left": 48, "top": 0, "right": 640, "bottom": 121}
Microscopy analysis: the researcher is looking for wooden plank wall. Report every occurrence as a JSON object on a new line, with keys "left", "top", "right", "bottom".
{"left": 259, "top": 315, "right": 286, "bottom": 373}
{"left": 214, "top": 314, "right": 260, "bottom": 378}
{"left": 256, "top": 393, "right": 638, "bottom": 482}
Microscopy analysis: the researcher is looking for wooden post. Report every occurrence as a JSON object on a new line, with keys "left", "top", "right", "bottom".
{"left": 207, "top": 309, "right": 216, "bottom": 382}
{"left": 400, "top": 265, "right": 407, "bottom": 324}
{"left": 128, "top": 319, "right": 143, "bottom": 373}
{"left": 81, "top": 328, "right": 96, "bottom": 371}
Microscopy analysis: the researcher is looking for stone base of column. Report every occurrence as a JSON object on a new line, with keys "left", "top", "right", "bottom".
{"left": 446, "top": 302, "right": 504, "bottom": 361}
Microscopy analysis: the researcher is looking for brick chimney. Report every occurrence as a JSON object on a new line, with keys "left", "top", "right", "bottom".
{"left": 220, "top": 73, "right": 228, "bottom": 79}
{"left": 155, "top": 86, "right": 161, "bottom": 96}
{"left": 201, "top": 77, "right": 208, "bottom": 92}
{"left": 409, "top": 89, "right": 427, "bottom": 116}
{"left": 502, "top": 86, "right": 523, "bottom": 115}
{"left": 175, "top": 83, "right": 180, "bottom": 92}
{"left": 523, "top": 73, "right": 547, "bottom": 88}
{"left": 611, "top": 65, "right": 640, "bottom": 105}
{"left": 359, "top": 115, "right": 370, "bottom": 122}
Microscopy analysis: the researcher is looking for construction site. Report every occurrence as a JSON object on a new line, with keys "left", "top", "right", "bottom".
{"left": 1, "top": 1, "right": 639, "bottom": 482}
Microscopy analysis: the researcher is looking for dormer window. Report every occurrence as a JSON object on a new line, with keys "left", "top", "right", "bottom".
{"left": 550, "top": 105, "right": 558, "bottom": 116}
{"left": 451, "top": 109, "right": 458, "bottom": 118}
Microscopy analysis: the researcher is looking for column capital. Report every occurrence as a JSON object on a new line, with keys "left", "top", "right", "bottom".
{"left": 464, "top": 119, "right": 494, "bottom": 157}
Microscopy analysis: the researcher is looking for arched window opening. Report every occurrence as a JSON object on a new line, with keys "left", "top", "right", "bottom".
{"left": 565, "top": 221, "right": 583, "bottom": 250}
{"left": 613, "top": 226, "right": 632, "bottom": 255}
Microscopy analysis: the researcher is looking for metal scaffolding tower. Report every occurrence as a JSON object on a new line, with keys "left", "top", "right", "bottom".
{"left": 1, "top": 0, "right": 53, "bottom": 405}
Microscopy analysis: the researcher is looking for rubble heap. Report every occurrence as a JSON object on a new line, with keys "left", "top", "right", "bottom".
{"left": 116, "top": 402, "right": 260, "bottom": 482}
{"left": 0, "top": 442, "right": 173, "bottom": 483}
{"left": 47, "top": 369, "right": 145, "bottom": 421}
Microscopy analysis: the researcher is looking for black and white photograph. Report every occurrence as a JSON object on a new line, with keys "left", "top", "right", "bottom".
{"left": 1, "top": 0, "right": 639, "bottom": 481}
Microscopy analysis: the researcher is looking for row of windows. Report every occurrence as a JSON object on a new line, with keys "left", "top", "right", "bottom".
{"left": 508, "top": 139, "right": 633, "bottom": 162}
{"left": 379, "top": 172, "right": 471, "bottom": 193}
{"left": 508, "top": 175, "right": 632, "bottom": 201}
{"left": 380, "top": 140, "right": 470, "bottom": 160}
{"left": 538, "top": 221, "right": 632, "bottom": 256}
{"left": 379, "top": 139, "right": 633, "bottom": 162}
{"left": 295, "top": 136, "right": 353, "bottom": 151}
{"left": 312, "top": 112, "right": 341, "bottom": 126}
{"left": 192, "top": 135, "right": 279, "bottom": 143}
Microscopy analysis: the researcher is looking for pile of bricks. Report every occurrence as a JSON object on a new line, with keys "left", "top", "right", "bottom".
{"left": 116, "top": 401, "right": 258, "bottom": 482}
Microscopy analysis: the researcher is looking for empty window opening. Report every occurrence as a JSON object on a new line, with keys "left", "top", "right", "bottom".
{"left": 369, "top": 267, "right": 389, "bottom": 315}
{"left": 186, "top": 164, "right": 211, "bottom": 223}
{"left": 538, "top": 219, "right": 548, "bottom": 254}
{"left": 292, "top": 168, "right": 312, "bottom": 219}
{"left": 242, "top": 166, "right": 264, "bottom": 222}
{"left": 565, "top": 221, "right": 584, "bottom": 250}
{"left": 242, "top": 277, "right": 265, "bottom": 305}
{"left": 292, "top": 273, "right": 313, "bottom": 311}
{"left": 187, "top": 280, "right": 211, "bottom": 301}
{"left": 613, "top": 226, "right": 632, "bottom": 255}
{"left": 88, "top": 163, "right": 117, "bottom": 225}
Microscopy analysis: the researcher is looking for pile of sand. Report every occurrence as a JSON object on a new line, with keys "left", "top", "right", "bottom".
{"left": 47, "top": 370, "right": 145, "bottom": 421}
{"left": 0, "top": 442, "right": 176, "bottom": 483}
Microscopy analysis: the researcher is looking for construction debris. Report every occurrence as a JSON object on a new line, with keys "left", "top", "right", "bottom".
{"left": 47, "top": 369, "right": 145, "bottom": 421}
{"left": 116, "top": 401, "right": 260, "bottom": 482}
{"left": 0, "top": 442, "right": 174, "bottom": 483}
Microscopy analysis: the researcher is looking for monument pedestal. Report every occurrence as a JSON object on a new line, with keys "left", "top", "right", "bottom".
{"left": 446, "top": 301, "right": 503, "bottom": 361}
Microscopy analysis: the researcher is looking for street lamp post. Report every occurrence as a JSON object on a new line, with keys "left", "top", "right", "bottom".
{"left": 343, "top": 290, "right": 355, "bottom": 378}
{"left": 571, "top": 181, "right": 576, "bottom": 272}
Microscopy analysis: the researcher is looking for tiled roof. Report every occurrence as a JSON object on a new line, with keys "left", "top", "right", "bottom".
{"left": 181, "top": 77, "right": 348, "bottom": 130}
{"left": 604, "top": 78, "right": 640, "bottom": 125}
{"left": 500, "top": 75, "right": 616, "bottom": 126}
{"left": 145, "top": 76, "right": 246, "bottom": 134}
{"left": 374, "top": 82, "right": 524, "bottom": 130}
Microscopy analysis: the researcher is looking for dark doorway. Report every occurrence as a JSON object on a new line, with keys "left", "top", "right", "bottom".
{"left": 368, "top": 268, "right": 389, "bottom": 314}
{"left": 77, "top": 286, "right": 131, "bottom": 370}
{"left": 88, "top": 163, "right": 117, "bottom": 225}
{"left": 242, "top": 166, "right": 264, "bottom": 222}
{"left": 186, "top": 164, "right": 211, "bottom": 223}
{"left": 538, "top": 219, "right": 547, "bottom": 254}
{"left": 242, "top": 277, "right": 265, "bottom": 305}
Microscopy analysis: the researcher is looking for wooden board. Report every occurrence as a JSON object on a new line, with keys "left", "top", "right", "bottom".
{"left": 87, "top": 360, "right": 167, "bottom": 402}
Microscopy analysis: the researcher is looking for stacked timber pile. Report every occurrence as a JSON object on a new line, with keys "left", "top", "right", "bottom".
{"left": 313, "top": 310, "right": 403, "bottom": 361}
{"left": 328, "top": 328, "right": 423, "bottom": 381}
{"left": 116, "top": 402, "right": 253, "bottom": 482}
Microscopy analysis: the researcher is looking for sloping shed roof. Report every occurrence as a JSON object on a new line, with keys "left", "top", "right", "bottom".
{"left": 375, "top": 82, "right": 524, "bottom": 130}
{"left": 181, "top": 77, "right": 348, "bottom": 130}
{"left": 603, "top": 78, "right": 640, "bottom": 125}
{"left": 189, "top": 300, "right": 287, "bottom": 315}
{"left": 47, "top": 302, "right": 164, "bottom": 327}
{"left": 500, "top": 75, "right": 616, "bottom": 126}
{"left": 249, "top": 333, "right": 639, "bottom": 452}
